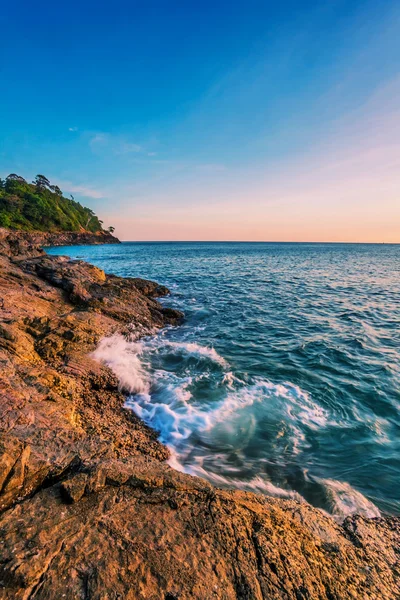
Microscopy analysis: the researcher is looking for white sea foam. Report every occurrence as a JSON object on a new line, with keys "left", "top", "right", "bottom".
{"left": 197, "top": 378, "right": 329, "bottom": 448}
{"left": 91, "top": 334, "right": 149, "bottom": 394}
{"left": 167, "top": 446, "right": 303, "bottom": 501}
{"left": 319, "top": 478, "right": 381, "bottom": 520}
{"left": 131, "top": 375, "right": 253, "bottom": 443}
{"left": 93, "top": 333, "right": 328, "bottom": 457}
{"left": 93, "top": 333, "right": 375, "bottom": 520}
{"left": 126, "top": 366, "right": 328, "bottom": 465}
{"left": 131, "top": 376, "right": 198, "bottom": 442}
{"left": 221, "top": 371, "right": 239, "bottom": 388}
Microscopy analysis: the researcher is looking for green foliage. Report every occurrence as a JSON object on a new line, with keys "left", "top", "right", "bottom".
{"left": 0, "top": 173, "right": 106, "bottom": 233}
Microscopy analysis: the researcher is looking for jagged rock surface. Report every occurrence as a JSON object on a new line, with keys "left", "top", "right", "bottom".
{"left": 0, "top": 235, "right": 399, "bottom": 600}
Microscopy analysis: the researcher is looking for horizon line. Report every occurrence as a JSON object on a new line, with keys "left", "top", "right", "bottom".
{"left": 118, "top": 239, "right": 399, "bottom": 245}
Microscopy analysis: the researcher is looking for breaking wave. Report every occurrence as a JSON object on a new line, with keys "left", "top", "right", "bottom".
{"left": 318, "top": 478, "right": 381, "bottom": 519}
{"left": 93, "top": 332, "right": 381, "bottom": 521}
{"left": 51, "top": 240, "right": 399, "bottom": 517}
{"left": 91, "top": 334, "right": 149, "bottom": 394}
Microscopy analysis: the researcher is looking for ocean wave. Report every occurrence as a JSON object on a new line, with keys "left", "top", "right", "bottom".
{"left": 124, "top": 361, "right": 331, "bottom": 506}
{"left": 92, "top": 332, "right": 382, "bottom": 520}
{"left": 169, "top": 448, "right": 304, "bottom": 501}
{"left": 318, "top": 478, "right": 381, "bottom": 520}
{"left": 91, "top": 334, "right": 149, "bottom": 395}
{"left": 94, "top": 331, "right": 328, "bottom": 454}
{"left": 128, "top": 366, "right": 327, "bottom": 443}
{"left": 151, "top": 339, "right": 228, "bottom": 367}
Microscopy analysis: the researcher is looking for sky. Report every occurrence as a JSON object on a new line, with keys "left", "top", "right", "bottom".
{"left": 1, "top": 0, "right": 399, "bottom": 242}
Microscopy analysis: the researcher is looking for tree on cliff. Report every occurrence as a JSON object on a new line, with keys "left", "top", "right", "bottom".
{"left": 0, "top": 173, "right": 109, "bottom": 233}
{"left": 6, "top": 174, "right": 27, "bottom": 184}
{"left": 33, "top": 174, "right": 51, "bottom": 191}
{"left": 50, "top": 185, "right": 63, "bottom": 196}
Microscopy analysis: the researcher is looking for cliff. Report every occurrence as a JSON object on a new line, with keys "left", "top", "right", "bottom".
{"left": 0, "top": 173, "right": 112, "bottom": 234}
{"left": 0, "top": 236, "right": 399, "bottom": 599}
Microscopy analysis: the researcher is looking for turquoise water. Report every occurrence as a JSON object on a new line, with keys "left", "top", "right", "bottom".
{"left": 47, "top": 242, "right": 400, "bottom": 518}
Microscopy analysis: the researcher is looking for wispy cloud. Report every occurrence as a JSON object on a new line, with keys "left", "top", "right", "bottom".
{"left": 89, "top": 132, "right": 144, "bottom": 155}
{"left": 89, "top": 132, "right": 108, "bottom": 151}
{"left": 116, "top": 141, "right": 142, "bottom": 154}
{"left": 68, "top": 127, "right": 78, "bottom": 132}
{"left": 56, "top": 179, "right": 105, "bottom": 199}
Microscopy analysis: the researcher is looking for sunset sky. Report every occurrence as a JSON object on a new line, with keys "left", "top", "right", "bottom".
{"left": 1, "top": 0, "right": 399, "bottom": 242}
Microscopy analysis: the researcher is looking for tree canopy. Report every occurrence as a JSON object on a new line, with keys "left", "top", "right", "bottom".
{"left": 0, "top": 174, "right": 113, "bottom": 233}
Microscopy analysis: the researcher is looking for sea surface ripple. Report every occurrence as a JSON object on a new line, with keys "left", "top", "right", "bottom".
{"left": 47, "top": 242, "right": 400, "bottom": 519}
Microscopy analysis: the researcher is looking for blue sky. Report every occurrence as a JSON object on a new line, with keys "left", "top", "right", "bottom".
{"left": 1, "top": 0, "right": 399, "bottom": 241}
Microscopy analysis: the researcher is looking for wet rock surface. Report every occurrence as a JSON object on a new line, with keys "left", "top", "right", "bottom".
{"left": 0, "top": 234, "right": 399, "bottom": 599}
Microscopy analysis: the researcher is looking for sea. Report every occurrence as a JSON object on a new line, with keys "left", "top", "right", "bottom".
{"left": 47, "top": 242, "right": 400, "bottom": 519}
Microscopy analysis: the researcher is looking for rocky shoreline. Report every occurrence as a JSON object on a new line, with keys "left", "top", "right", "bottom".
{"left": 0, "top": 233, "right": 399, "bottom": 599}
{"left": 0, "top": 228, "right": 120, "bottom": 259}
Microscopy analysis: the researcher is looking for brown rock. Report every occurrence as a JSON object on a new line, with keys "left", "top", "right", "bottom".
{"left": 60, "top": 472, "right": 88, "bottom": 503}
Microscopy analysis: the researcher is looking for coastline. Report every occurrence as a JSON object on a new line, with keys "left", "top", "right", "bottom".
{"left": 0, "top": 227, "right": 120, "bottom": 258}
{"left": 0, "top": 232, "right": 399, "bottom": 599}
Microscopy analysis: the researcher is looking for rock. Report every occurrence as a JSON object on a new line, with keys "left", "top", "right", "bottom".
{"left": 0, "top": 227, "right": 120, "bottom": 258}
{"left": 60, "top": 473, "right": 88, "bottom": 503}
{"left": 19, "top": 254, "right": 183, "bottom": 326}
{"left": 0, "top": 231, "right": 398, "bottom": 599}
